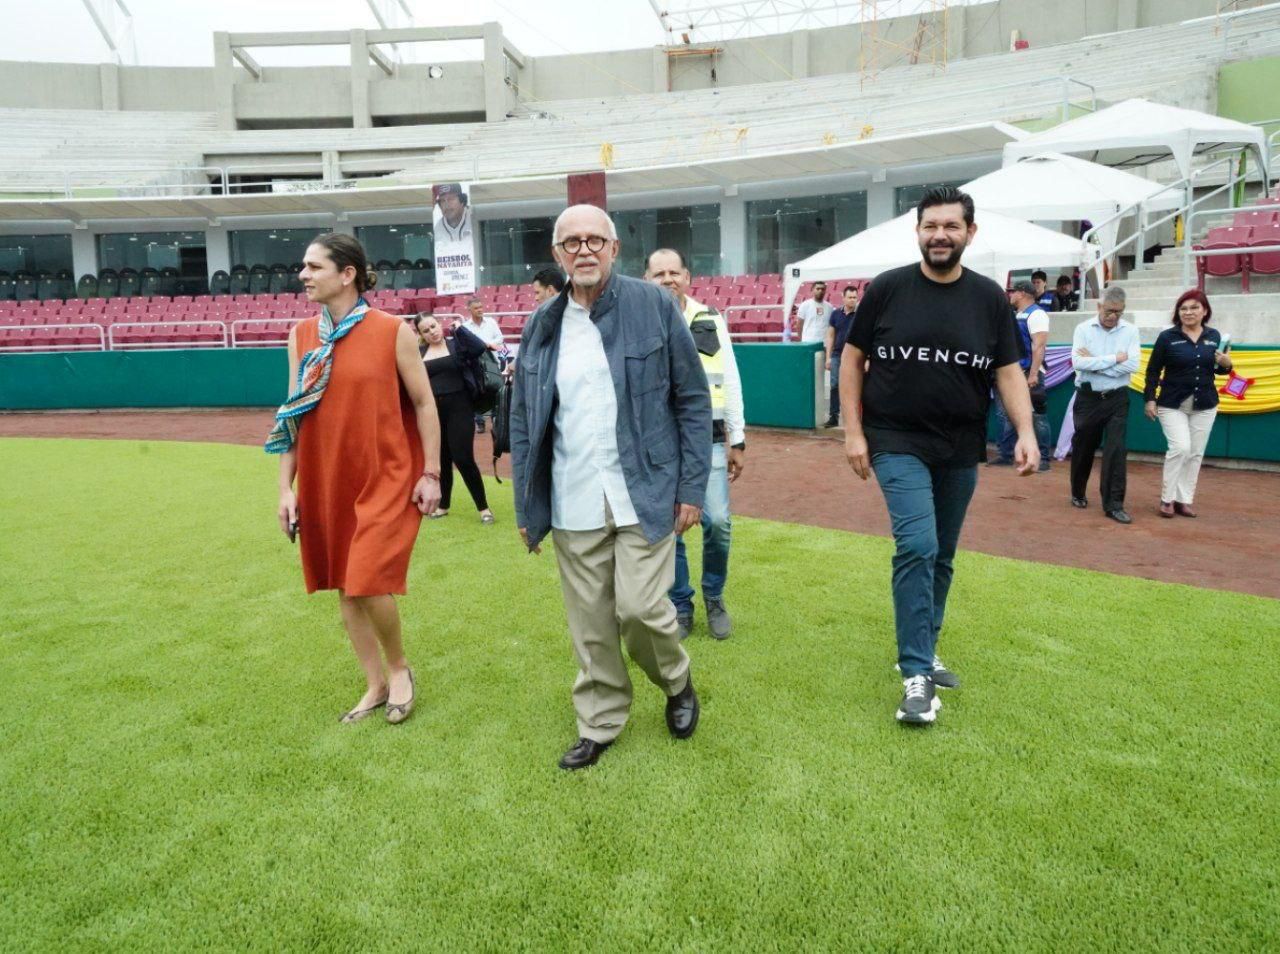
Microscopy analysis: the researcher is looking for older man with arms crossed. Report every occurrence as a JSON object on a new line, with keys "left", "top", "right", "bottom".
{"left": 645, "top": 248, "right": 746, "bottom": 641}
{"left": 842, "top": 186, "right": 1038, "bottom": 726}
{"left": 1068, "top": 286, "right": 1139, "bottom": 524}
{"left": 511, "top": 205, "right": 712, "bottom": 770}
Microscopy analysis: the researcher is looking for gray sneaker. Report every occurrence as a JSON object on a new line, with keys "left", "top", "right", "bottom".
{"left": 896, "top": 675, "right": 941, "bottom": 724}
{"left": 895, "top": 657, "right": 960, "bottom": 689}
{"left": 704, "top": 598, "right": 732, "bottom": 640}
{"left": 676, "top": 612, "right": 693, "bottom": 641}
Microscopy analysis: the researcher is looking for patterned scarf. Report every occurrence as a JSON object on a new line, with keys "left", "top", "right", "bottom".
{"left": 264, "top": 297, "right": 370, "bottom": 454}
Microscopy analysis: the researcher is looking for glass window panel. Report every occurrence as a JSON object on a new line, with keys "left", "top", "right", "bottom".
{"left": 355, "top": 223, "right": 435, "bottom": 288}
{"left": 613, "top": 204, "right": 721, "bottom": 278}
{"left": 746, "top": 191, "right": 866, "bottom": 275}
{"left": 479, "top": 216, "right": 555, "bottom": 287}
{"left": 0, "top": 233, "right": 73, "bottom": 274}
{"left": 894, "top": 180, "right": 967, "bottom": 217}
{"left": 229, "top": 228, "right": 317, "bottom": 270}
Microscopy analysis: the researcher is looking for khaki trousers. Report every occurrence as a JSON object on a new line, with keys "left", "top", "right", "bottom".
{"left": 552, "top": 510, "right": 691, "bottom": 744}
{"left": 1157, "top": 404, "right": 1218, "bottom": 504}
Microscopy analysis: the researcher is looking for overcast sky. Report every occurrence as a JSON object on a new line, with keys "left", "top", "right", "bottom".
{"left": 0, "top": 0, "right": 986, "bottom": 66}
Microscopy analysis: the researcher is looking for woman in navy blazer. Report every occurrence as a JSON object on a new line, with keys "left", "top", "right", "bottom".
{"left": 1143, "top": 289, "right": 1233, "bottom": 518}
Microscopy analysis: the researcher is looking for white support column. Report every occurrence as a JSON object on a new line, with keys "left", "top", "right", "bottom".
{"left": 71, "top": 228, "right": 98, "bottom": 280}
{"left": 867, "top": 177, "right": 895, "bottom": 227}
{"left": 482, "top": 22, "right": 507, "bottom": 123}
{"left": 719, "top": 189, "right": 746, "bottom": 276}
{"left": 205, "top": 222, "right": 231, "bottom": 279}
{"left": 350, "top": 30, "right": 373, "bottom": 129}
{"left": 212, "top": 33, "right": 237, "bottom": 131}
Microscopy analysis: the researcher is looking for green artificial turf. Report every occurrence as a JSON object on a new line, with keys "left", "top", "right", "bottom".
{"left": 1, "top": 437, "right": 1277, "bottom": 951}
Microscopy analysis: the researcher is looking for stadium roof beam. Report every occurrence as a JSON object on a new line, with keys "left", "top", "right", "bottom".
{"left": 650, "top": 0, "right": 869, "bottom": 43}
{"left": 231, "top": 48, "right": 262, "bottom": 81}
{"left": 0, "top": 121, "right": 1023, "bottom": 225}
{"left": 78, "top": 0, "right": 137, "bottom": 66}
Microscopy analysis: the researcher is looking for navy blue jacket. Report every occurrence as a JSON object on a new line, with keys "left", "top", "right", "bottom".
{"left": 510, "top": 274, "right": 712, "bottom": 549}
{"left": 1143, "top": 325, "right": 1230, "bottom": 410}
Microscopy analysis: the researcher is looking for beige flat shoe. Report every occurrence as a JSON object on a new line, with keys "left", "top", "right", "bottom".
{"left": 340, "top": 695, "right": 387, "bottom": 724}
{"left": 386, "top": 668, "right": 416, "bottom": 725}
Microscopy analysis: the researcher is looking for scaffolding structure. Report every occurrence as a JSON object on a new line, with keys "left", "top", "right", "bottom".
{"left": 859, "top": 1, "right": 949, "bottom": 86}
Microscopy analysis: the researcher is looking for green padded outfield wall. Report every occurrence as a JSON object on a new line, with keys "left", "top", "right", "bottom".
{"left": 0, "top": 350, "right": 288, "bottom": 410}
{"left": 0, "top": 342, "right": 828, "bottom": 431}
{"left": 3, "top": 343, "right": 1276, "bottom": 459}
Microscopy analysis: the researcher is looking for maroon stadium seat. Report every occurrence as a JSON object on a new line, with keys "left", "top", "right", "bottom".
{"left": 1195, "top": 226, "right": 1252, "bottom": 291}
{"left": 1247, "top": 223, "right": 1280, "bottom": 280}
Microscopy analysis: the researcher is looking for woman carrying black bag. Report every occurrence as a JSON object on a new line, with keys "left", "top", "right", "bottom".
{"left": 415, "top": 314, "right": 495, "bottom": 523}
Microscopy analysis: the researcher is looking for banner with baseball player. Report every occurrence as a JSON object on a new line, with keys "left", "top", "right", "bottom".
{"left": 432, "top": 181, "right": 476, "bottom": 296}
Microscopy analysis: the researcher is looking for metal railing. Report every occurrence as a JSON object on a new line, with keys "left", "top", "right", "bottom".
{"left": 229, "top": 318, "right": 297, "bottom": 348}
{"left": 107, "top": 321, "right": 229, "bottom": 350}
{"left": 1080, "top": 155, "right": 1250, "bottom": 301}
{"left": 0, "top": 323, "right": 105, "bottom": 352}
{"left": 1182, "top": 200, "right": 1280, "bottom": 288}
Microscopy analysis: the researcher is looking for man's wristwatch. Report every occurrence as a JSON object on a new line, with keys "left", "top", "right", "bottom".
{"left": 423, "top": 470, "right": 441, "bottom": 481}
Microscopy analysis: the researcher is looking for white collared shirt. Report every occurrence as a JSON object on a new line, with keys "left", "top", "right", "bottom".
{"left": 466, "top": 315, "right": 505, "bottom": 350}
{"left": 551, "top": 296, "right": 639, "bottom": 531}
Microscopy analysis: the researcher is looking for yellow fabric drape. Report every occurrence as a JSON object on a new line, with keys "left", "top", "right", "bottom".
{"left": 1129, "top": 347, "right": 1280, "bottom": 414}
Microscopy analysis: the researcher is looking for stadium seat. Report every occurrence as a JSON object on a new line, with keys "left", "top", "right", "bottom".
{"left": 1232, "top": 209, "right": 1278, "bottom": 229}
{"left": 228, "top": 267, "right": 250, "bottom": 296}
{"left": 268, "top": 264, "right": 289, "bottom": 295}
{"left": 75, "top": 274, "right": 98, "bottom": 299}
{"left": 118, "top": 269, "right": 141, "bottom": 297}
{"left": 248, "top": 266, "right": 271, "bottom": 295}
{"left": 209, "top": 270, "right": 231, "bottom": 296}
{"left": 1248, "top": 224, "right": 1280, "bottom": 281}
{"left": 14, "top": 273, "right": 37, "bottom": 301}
{"left": 1194, "top": 226, "right": 1251, "bottom": 292}
{"left": 98, "top": 269, "right": 120, "bottom": 298}
{"left": 0, "top": 272, "right": 12, "bottom": 301}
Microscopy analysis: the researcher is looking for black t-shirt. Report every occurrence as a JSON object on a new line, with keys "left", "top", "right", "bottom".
{"left": 846, "top": 263, "right": 1022, "bottom": 466}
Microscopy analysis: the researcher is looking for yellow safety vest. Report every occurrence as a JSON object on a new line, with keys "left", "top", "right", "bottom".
{"left": 683, "top": 295, "right": 727, "bottom": 429}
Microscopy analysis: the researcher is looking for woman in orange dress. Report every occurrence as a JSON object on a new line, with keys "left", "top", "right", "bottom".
{"left": 267, "top": 233, "right": 441, "bottom": 725}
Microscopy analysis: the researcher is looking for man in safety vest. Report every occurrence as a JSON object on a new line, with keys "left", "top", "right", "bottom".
{"left": 645, "top": 248, "right": 747, "bottom": 640}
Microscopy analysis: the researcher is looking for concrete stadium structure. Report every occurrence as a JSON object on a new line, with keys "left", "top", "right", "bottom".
{"left": 0, "top": 0, "right": 1278, "bottom": 341}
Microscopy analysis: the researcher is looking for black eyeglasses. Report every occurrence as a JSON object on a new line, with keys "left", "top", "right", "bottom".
{"left": 555, "top": 235, "right": 609, "bottom": 255}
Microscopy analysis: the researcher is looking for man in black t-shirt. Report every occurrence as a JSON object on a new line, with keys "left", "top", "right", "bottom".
{"left": 841, "top": 186, "right": 1040, "bottom": 726}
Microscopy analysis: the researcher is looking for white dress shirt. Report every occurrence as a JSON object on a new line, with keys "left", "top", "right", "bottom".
{"left": 1071, "top": 317, "right": 1141, "bottom": 392}
{"left": 551, "top": 297, "right": 639, "bottom": 531}
{"left": 465, "top": 315, "right": 505, "bottom": 350}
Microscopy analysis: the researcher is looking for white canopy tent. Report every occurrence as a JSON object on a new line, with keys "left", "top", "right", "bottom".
{"left": 1001, "top": 98, "right": 1270, "bottom": 182}
{"left": 781, "top": 209, "right": 1098, "bottom": 322}
{"left": 960, "top": 152, "right": 1182, "bottom": 263}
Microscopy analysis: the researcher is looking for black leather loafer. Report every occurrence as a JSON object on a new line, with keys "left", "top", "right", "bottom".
{"left": 1071, "top": 496, "right": 1088, "bottom": 509}
{"left": 1105, "top": 509, "right": 1132, "bottom": 525}
{"left": 557, "top": 737, "right": 611, "bottom": 770}
{"left": 665, "top": 675, "right": 700, "bottom": 740}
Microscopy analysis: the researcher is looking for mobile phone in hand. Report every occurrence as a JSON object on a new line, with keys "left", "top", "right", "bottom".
{"left": 287, "top": 517, "right": 299, "bottom": 543}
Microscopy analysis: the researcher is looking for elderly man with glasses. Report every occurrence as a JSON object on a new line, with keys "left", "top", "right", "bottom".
{"left": 510, "top": 204, "right": 712, "bottom": 770}
{"left": 1069, "top": 285, "right": 1140, "bottom": 524}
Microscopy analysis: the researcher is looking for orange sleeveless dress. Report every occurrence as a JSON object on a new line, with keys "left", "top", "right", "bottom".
{"left": 294, "top": 310, "right": 424, "bottom": 596}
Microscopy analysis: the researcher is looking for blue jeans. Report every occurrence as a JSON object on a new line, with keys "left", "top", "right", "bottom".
{"left": 871, "top": 453, "right": 978, "bottom": 678}
{"left": 670, "top": 442, "right": 730, "bottom": 614}
{"left": 994, "top": 372, "right": 1050, "bottom": 462}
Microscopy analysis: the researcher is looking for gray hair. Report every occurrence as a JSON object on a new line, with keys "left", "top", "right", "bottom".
{"left": 553, "top": 204, "right": 618, "bottom": 244}
{"left": 1102, "top": 285, "right": 1126, "bottom": 306}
